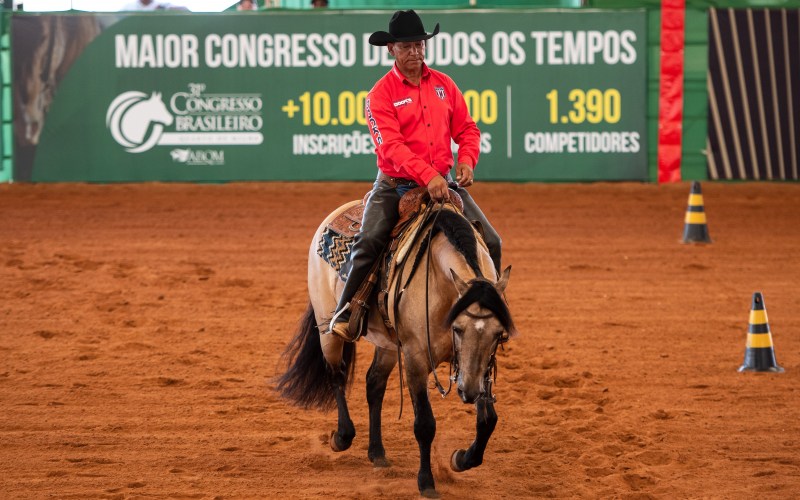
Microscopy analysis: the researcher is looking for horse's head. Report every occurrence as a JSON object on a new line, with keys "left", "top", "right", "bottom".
{"left": 446, "top": 266, "right": 516, "bottom": 404}
{"left": 141, "top": 92, "right": 174, "bottom": 127}
{"left": 13, "top": 16, "right": 100, "bottom": 147}
{"left": 112, "top": 92, "right": 174, "bottom": 149}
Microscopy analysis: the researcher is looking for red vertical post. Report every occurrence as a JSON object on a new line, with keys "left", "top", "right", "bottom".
{"left": 657, "top": 0, "right": 686, "bottom": 183}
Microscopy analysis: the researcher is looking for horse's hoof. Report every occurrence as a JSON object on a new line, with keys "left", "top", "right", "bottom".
{"left": 420, "top": 488, "right": 440, "bottom": 499}
{"left": 329, "top": 431, "right": 350, "bottom": 452}
{"left": 450, "top": 449, "right": 467, "bottom": 472}
{"left": 371, "top": 456, "right": 391, "bottom": 468}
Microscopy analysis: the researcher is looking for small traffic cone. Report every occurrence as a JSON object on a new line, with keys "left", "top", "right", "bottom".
{"left": 682, "top": 181, "right": 712, "bottom": 243}
{"left": 738, "top": 292, "right": 784, "bottom": 373}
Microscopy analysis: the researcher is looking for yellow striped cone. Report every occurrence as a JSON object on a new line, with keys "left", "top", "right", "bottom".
{"left": 682, "top": 181, "right": 712, "bottom": 243}
{"left": 738, "top": 292, "right": 784, "bottom": 373}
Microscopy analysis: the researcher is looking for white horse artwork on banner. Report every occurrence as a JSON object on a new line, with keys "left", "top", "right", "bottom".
{"left": 106, "top": 92, "right": 174, "bottom": 153}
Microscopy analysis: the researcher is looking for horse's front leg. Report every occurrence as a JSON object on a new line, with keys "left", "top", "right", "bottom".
{"left": 407, "top": 366, "right": 438, "bottom": 498}
{"left": 450, "top": 398, "right": 498, "bottom": 472}
{"left": 366, "top": 346, "right": 396, "bottom": 467}
{"left": 322, "top": 336, "right": 356, "bottom": 452}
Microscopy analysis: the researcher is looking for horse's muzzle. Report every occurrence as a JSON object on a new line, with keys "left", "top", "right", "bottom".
{"left": 457, "top": 387, "right": 480, "bottom": 404}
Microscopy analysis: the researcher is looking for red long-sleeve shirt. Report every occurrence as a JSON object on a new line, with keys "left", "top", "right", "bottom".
{"left": 364, "top": 63, "right": 481, "bottom": 187}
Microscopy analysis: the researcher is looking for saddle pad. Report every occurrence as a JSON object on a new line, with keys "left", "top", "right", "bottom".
{"left": 317, "top": 202, "right": 364, "bottom": 280}
{"left": 317, "top": 226, "right": 354, "bottom": 281}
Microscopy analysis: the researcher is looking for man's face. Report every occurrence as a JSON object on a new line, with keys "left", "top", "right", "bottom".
{"left": 388, "top": 40, "right": 425, "bottom": 74}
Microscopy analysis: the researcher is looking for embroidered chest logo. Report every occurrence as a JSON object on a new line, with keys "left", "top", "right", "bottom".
{"left": 435, "top": 86, "right": 446, "bottom": 100}
{"left": 393, "top": 97, "right": 413, "bottom": 108}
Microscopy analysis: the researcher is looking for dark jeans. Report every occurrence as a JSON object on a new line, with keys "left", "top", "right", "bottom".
{"left": 334, "top": 173, "right": 502, "bottom": 316}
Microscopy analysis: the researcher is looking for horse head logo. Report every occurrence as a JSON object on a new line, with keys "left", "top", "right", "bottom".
{"left": 170, "top": 148, "right": 191, "bottom": 162}
{"left": 106, "top": 91, "right": 174, "bottom": 153}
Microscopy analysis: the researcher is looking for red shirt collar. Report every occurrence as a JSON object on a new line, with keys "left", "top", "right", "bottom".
{"left": 390, "top": 62, "right": 431, "bottom": 85}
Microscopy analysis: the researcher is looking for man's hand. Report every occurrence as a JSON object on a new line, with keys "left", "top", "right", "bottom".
{"left": 456, "top": 162, "right": 474, "bottom": 187}
{"left": 426, "top": 175, "right": 450, "bottom": 202}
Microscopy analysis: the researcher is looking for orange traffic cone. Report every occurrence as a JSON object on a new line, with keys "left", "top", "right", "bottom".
{"left": 682, "top": 181, "right": 712, "bottom": 243}
{"left": 738, "top": 292, "right": 784, "bottom": 373}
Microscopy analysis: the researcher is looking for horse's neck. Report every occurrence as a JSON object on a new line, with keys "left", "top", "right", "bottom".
{"left": 431, "top": 235, "right": 494, "bottom": 284}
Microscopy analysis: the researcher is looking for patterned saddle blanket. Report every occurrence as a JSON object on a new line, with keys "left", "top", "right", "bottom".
{"left": 316, "top": 204, "right": 363, "bottom": 280}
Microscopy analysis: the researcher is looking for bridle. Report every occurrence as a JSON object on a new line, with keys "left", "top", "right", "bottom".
{"left": 419, "top": 203, "right": 508, "bottom": 402}
{"left": 448, "top": 300, "right": 510, "bottom": 404}
{"left": 391, "top": 199, "right": 509, "bottom": 417}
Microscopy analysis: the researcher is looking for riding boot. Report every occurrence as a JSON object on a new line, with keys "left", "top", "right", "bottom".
{"left": 329, "top": 177, "right": 402, "bottom": 341}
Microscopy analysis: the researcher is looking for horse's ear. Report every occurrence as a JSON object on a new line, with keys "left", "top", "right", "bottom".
{"left": 449, "top": 269, "right": 470, "bottom": 297}
{"left": 495, "top": 265, "right": 511, "bottom": 294}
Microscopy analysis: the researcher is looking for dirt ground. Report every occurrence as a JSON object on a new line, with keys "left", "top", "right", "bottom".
{"left": 1, "top": 181, "right": 799, "bottom": 499}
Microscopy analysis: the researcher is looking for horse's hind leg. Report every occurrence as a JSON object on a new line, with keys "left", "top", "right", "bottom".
{"left": 330, "top": 370, "right": 356, "bottom": 452}
{"left": 450, "top": 399, "right": 498, "bottom": 472}
{"left": 366, "top": 346, "right": 396, "bottom": 467}
{"left": 321, "top": 336, "right": 356, "bottom": 453}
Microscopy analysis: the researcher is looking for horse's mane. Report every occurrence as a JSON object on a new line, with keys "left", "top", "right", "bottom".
{"left": 444, "top": 279, "right": 517, "bottom": 336}
{"left": 402, "top": 209, "right": 515, "bottom": 335}
{"left": 409, "top": 209, "right": 483, "bottom": 282}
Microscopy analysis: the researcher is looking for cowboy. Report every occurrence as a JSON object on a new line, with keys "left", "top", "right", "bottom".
{"left": 328, "top": 10, "right": 502, "bottom": 342}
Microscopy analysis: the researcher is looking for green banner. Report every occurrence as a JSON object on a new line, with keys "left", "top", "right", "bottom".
{"left": 12, "top": 10, "right": 647, "bottom": 182}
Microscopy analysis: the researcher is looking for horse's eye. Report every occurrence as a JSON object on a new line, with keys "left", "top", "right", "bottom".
{"left": 452, "top": 326, "right": 463, "bottom": 336}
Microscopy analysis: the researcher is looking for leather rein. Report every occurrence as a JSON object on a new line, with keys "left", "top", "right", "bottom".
{"left": 388, "top": 200, "right": 506, "bottom": 418}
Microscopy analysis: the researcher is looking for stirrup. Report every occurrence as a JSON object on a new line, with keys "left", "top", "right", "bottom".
{"left": 328, "top": 302, "right": 351, "bottom": 332}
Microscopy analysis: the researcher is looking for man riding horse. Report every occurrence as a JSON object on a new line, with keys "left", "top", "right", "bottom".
{"left": 328, "top": 10, "right": 502, "bottom": 342}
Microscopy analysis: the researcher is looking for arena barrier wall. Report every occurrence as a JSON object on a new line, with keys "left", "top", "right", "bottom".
{"left": 9, "top": 10, "right": 648, "bottom": 183}
{"left": 0, "top": 10, "right": 10, "bottom": 183}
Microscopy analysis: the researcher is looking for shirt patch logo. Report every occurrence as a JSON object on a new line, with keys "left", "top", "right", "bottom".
{"left": 435, "top": 86, "right": 446, "bottom": 100}
{"left": 393, "top": 97, "right": 412, "bottom": 108}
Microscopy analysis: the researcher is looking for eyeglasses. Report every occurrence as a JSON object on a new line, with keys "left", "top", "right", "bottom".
{"left": 392, "top": 41, "right": 425, "bottom": 53}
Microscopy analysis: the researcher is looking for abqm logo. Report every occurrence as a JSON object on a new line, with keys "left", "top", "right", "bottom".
{"left": 105, "top": 84, "right": 264, "bottom": 156}
{"left": 170, "top": 148, "right": 225, "bottom": 166}
{"left": 106, "top": 91, "right": 173, "bottom": 153}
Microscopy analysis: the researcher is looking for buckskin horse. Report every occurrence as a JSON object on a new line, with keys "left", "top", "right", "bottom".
{"left": 276, "top": 188, "right": 516, "bottom": 498}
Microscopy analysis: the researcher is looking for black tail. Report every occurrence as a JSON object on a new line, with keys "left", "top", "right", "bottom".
{"left": 275, "top": 302, "right": 356, "bottom": 411}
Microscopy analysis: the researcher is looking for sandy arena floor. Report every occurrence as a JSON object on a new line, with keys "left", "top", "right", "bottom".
{"left": 1, "top": 181, "right": 798, "bottom": 499}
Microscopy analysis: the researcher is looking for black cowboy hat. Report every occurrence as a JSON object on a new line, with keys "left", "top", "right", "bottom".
{"left": 368, "top": 10, "right": 440, "bottom": 47}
